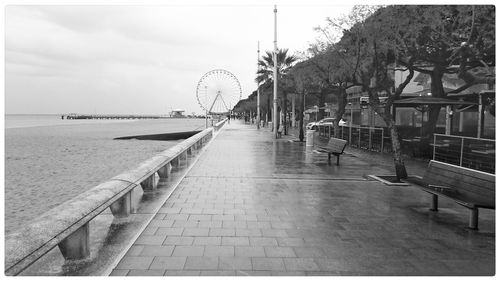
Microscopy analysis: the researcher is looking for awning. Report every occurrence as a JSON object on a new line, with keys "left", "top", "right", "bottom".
{"left": 393, "top": 96, "right": 477, "bottom": 106}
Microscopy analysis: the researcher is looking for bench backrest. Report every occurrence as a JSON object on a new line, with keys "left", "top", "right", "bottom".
{"left": 325, "top": 138, "right": 348, "bottom": 153}
{"left": 423, "top": 160, "right": 495, "bottom": 208}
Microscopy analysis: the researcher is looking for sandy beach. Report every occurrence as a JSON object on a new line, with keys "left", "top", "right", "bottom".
{"left": 5, "top": 118, "right": 205, "bottom": 233}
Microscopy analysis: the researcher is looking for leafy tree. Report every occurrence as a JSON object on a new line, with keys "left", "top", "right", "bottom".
{"left": 379, "top": 5, "right": 495, "bottom": 137}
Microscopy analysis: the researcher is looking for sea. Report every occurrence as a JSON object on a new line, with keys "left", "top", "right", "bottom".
{"left": 4, "top": 114, "right": 206, "bottom": 234}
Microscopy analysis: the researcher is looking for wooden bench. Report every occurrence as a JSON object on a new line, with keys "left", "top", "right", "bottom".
{"left": 410, "top": 160, "right": 495, "bottom": 230}
{"left": 315, "top": 138, "right": 348, "bottom": 165}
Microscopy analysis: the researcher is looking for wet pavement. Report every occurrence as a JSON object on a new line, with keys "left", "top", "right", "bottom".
{"left": 111, "top": 121, "right": 495, "bottom": 276}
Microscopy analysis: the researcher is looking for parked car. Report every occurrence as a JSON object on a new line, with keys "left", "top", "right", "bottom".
{"left": 306, "top": 118, "right": 346, "bottom": 130}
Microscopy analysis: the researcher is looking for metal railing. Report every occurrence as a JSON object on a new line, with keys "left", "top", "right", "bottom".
{"left": 433, "top": 133, "right": 495, "bottom": 174}
{"left": 319, "top": 125, "right": 388, "bottom": 152}
{"left": 4, "top": 120, "right": 228, "bottom": 276}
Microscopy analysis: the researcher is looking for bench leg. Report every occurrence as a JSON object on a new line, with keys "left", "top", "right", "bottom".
{"left": 328, "top": 153, "right": 331, "bottom": 164}
{"left": 430, "top": 194, "right": 438, "bottom": 211}
{"left": 468, "top": 207, "right": 479, "bottom": 230}
{"left": 336, "top": 154, "right": 340, "bottom": 166}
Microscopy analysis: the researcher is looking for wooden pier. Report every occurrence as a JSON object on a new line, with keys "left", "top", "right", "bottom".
{"left": 63, "top": 114, "right": 171, "bottom": 120}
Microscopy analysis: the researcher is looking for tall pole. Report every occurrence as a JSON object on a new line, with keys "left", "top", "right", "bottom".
{"left": 257, "top": 41, "right": 261, "bottom": 129}
{"left": 273, "top": 5, "right": 278, "bottom": 138}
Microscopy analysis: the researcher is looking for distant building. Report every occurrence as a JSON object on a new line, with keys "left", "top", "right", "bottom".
{"left": 170, "top": 109, "right": 185, "bottom": 118}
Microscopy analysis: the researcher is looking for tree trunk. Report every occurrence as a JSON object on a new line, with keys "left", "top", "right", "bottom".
{"left": 283, "top": 92, "right": 288, "bottom": 135}
{"left": 378, "top": 109, "right": 408, "bottom": 179}
{"left": 299, "top": 90, "right": 305, "bottom": 141}
{"left": 423, "top": 67, "right": 445, "bottom": 139}
{"left": 368, "top": 89, "right": 408, "bottom": 180}
{"left": 318, "top": 91, "right": 326, "bottom": 120}
{"left": 334, "top": 87, "right": 348, "bottom": 138}
{"left": 388, "top": 121, "right": 407, "bottom": 179}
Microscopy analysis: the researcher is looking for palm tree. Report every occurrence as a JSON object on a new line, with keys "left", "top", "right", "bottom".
{"left": 256, "top": 48, "right": 297, "bottom": 134}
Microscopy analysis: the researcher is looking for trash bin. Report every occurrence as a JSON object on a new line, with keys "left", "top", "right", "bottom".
{"left": 306, "top": 129, "right": 315, "bottom": 147}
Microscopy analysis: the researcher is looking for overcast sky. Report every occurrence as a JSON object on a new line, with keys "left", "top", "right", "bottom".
{"left": 5, "top": 4, "right": 354, "bottom": 115}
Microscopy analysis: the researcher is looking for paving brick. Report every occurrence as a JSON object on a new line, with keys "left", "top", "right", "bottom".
{"left": 209, "top": 228, "right": 235, "bottom": 236}
{"left": 203, "top": 208, "right": 224, "bottom": 215}
{"left": 264, "top": 246, "right": 296, "bottom": 258}
{"left": 172, "top": 245, "right": 205, "bottom": 257}
{"left": 155, "top": 227, "right": 183, "bottom": 236}
{"left": 251, "top": 257, "right": 285, "bottom": 271}
{"left": 234, "top": 214, "right": 258, "bottom": 221}
{"left": 271, "top": 222, "right": 296, "bottom": 229}
{"left": 283, "top": 258, "right": 320, "bottom": 271}
{"left": 198, "top": 220, "right": 223, "bottom": 228}
{"left": 204, "top": 246, "right": 234, "bottom": 257}
{"left": 188, "top": 214, "right": 212, "bottom": 221}
{"left": 261, "top": 229, "right": 289, "bottom": 237}
{"left": 236, "top": 228, "right": 262, "bottom": 237}
{"left": 235, "top": 246, "right": 266, "bottom": 257}
{"left": 219, "top": 257, "right": 252, "bottom": 270}
{"left": 193, "top": 236, "right": 221, "bottom": 245}
{"left": 200, "top": 270, "right": 237, "bottom": 276}
{"left": 142, "top": 226, "right": 159, "bottom": 235}
{"left": 223, "top": 221, "right": 247, "bottom": 228}
{"left": 139, "top": 245, "right": 174, "bottom": 257}
{"left": 221, "top": 237, "right": 250, "bottom": 246}
{"left": 182, "top": 228, "right": 209, "bottom": 236}
{"left": 135, "top": 235, "right": 166, "bottom": 245}
{"left": 271, "top": 271, "right": 307, "bottom": 276}
{"left": 153, "top": 214, "right": 166, "bottom": 220}
{"left": 250, "top": 237, "right": 278, "bottom": 246}
{"left": 127, "top": 269, "right": 165, "bottom": 276}
{"left": 173, "top": 220, "right": 199, "bottom": 228}
{"left": 158, "top": 207, "right": 181, "bottom": 214}
{"left": 224, "top": 209, "right": 246, "bottom": 215}
{"left": 109, "top": 269, "right": 129, "bottom": 276}
{"left": 277, "top": 237, "right": 306, "bottom": 247}
{"left": 149, "top": 220, "right": 174, "bottom": 227}
{"left": 115, "top": 256, "right": 154, "bottom": 270}
{"left": 163, "top": 236, "right": 194, "bottom": 246}
{"left": 125, "top": 245, "right": 144, "bottom": 257}
{"left": 164, "top": 214, "right": 189, "bottom": 221}
{"left": 150, "top": 257, "right": 186, "bottom": 270}
{"left": 164, "top": 270, "right": 200, "bottom": 276}
{"left": 247, "top": 221, "right": 272, "bottom": 229}
{"left": 293, "top": 247, "right": 328, "bottom": 258}
{"left": 181, "top": 208, "right": 204, "bottom": 214}
{"left": 236, "top": 270, "right": 273, "bottom": 276}
{"left": 212, "top": 214, "right": 235, "bottom": 221}
{"left": 184, "top": 257, "right": 219, "bottom": 270}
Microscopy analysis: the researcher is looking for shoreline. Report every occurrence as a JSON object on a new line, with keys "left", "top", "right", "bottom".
{"left": 4, "top": 118, "right": 206, "bottom": 234}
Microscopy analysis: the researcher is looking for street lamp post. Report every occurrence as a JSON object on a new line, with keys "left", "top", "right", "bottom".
{"left": 257, "top": 41, "right": 261, "bottom": 129}
{"left": 348, "top": 102, "right": 353, "bottom": 144}
{"left": 272, "top": 5, "right": 278, "bottom": 138}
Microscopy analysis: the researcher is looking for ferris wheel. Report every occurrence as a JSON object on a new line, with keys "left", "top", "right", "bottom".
{"left": 196, "top": 69, "right": 242, "bottom": 114}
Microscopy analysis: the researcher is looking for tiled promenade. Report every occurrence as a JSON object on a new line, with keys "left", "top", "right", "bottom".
{"left": 111, "top": 121, "right": 495, "bottom": 276}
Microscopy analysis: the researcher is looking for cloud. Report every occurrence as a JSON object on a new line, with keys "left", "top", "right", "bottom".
{"left": 5, "top": 5, "right": 353, "bottom": 114}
